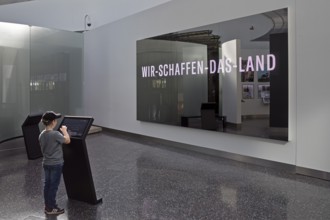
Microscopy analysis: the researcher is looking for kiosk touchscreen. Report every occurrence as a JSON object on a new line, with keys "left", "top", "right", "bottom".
{"left": 61, "top": 117, "right": 92, "bottom": 138}
{"left": 21, "top": 113, "right": 43, "bottom": 160}
{"left": 59, "top": 116, "right": 102, "bottom": 205}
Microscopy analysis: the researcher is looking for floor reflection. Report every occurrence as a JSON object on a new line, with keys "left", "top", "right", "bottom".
{"left": 183, "top": 116, "right": 288, "bottom": 141}
{"left": 0, "top": 132, "right": 329, "bottom": 219}
{"left": 135, "top": 154, "right": 288, "bottom": 219}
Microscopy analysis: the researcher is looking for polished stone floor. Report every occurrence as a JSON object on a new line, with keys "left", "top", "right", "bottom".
{"left": 1, "top": 131, "right": 330, "bottom": 220}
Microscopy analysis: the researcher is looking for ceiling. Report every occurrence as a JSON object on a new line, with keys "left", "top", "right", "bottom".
{"left": 0, "top": 0, "right": 33, "bottom": 6}
{"left": 0, "top": 0, "right": 172, "bottom": 31}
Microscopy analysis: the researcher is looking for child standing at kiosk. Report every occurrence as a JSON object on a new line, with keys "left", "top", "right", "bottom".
{"left": 39, "top": 111, "right": 70, "bottom": 215}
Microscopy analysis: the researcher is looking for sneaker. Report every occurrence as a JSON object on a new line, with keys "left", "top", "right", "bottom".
{"left": 44, "top": 206, "right": 65, "bottom": 215}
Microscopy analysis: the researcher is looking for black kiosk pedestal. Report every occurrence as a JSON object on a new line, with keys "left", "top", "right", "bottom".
{"left": 21, "top": 113, "right": 43, "bottom": 160}
{"left": 59, "top": 116, "right": 102, "bottom": 205}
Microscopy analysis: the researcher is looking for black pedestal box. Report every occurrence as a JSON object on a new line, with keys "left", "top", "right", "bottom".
{"left": 21, "top": 113, "right": 43, "bottom": 160}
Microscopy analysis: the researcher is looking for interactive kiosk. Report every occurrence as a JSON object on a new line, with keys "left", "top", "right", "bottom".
{"left": 21, "top": 113, "right": 43, "bottom": 160}
{"left": 59, "top": 116, "right": 102, "bottom": 205}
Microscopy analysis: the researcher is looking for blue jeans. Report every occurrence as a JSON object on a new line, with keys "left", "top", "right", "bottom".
{"left": 43, "top": 164, "right": 63, "bottom": 209}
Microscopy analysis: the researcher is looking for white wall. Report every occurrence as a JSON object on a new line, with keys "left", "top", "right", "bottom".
{"left": 296, "top": 1, "right": 330, "bottom": 172}
{"left": 0, "top": 0, "right": 172, "bottom": 31}
{"left": 83, "top": 0, "right": 330, "bottom": 173}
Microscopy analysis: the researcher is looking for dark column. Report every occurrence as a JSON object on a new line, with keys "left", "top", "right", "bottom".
{"left": 269, "top": 33, "right": 288, "bottom": 128}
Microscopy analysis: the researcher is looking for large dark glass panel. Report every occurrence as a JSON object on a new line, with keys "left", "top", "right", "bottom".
{"left": 0, "top": 23, "right": 83, "bottom": 143}
{"left": 137, "top": 8, "right": 288, "bottom": 141}
{"left": 30, "top": 27, "right": 83, "bottom": 116}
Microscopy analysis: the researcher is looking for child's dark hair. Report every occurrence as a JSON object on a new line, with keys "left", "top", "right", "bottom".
{"left": 42, "top": 119, "right": 53, "bottom": 126}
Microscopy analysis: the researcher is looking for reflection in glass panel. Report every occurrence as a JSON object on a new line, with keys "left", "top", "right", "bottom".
{"left": 30, "top": 27, "right": 83, "bottom": 116}
{"left": 0, "top": 22, "right": 30, "bottom": 141}
{"left": 137, "top": 39, "right": 208, "bottom": 124}
{"left": 0, "top": 23, "right": 83, "bottom": 143}
{"left": 137, "top": 8, "right": 288, "bottom": 141}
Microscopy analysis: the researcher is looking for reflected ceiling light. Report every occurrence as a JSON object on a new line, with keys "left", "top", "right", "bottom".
{"left": 0, "top": 22, "right": 29, "bottom": 47}
{"left": 0, "top": 0, "right": 33, "bottom": 6}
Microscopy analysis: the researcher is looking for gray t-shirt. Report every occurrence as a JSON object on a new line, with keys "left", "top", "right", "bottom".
{"left": 39, "top": 130, "right": 65, "bottom": 165}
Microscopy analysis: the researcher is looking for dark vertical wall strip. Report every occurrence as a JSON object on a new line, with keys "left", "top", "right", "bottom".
{"left": 269, "top": 33, "right": 288, "bottom": 127}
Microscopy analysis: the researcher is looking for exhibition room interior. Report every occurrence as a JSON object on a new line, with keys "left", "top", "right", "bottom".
{"left": 1, "top": 0, "right": 330, "bottom": 219}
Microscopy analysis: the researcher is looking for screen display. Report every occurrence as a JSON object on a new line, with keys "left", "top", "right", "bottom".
{"left": 137, "top": 8, "right": 288, "bottom": 141}
{"left": 60, "top": 117, "right": 92, "bottom": 138}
